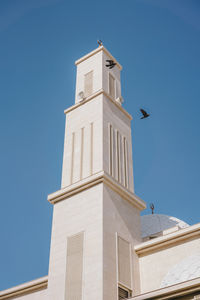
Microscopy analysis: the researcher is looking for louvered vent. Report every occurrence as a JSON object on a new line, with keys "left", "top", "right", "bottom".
{"left": 118, "top": 287, "right": 129, "bottom": 299}
{"left": 84, "top": 70, "right": 93, "bottom": 97}
{"left": 65, "top": 232, "right": 84, "bottom": 300}
{"left": 118, "top": 236, "right": 131, "bottom": 288}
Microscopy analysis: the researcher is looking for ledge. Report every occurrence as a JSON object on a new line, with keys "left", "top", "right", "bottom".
{"left": 0, "top": 276, "right": 48, "bottom": 299}
{"left": 75, "top": 45, "right": 122, "bottom": 70}
{"left": 48, "top": 171, "right": 146, "bottom": 211}
{"left": 64, "top": 89, "right": 132, "bottom": 120}
{"left": 135, "top": 223, "right": 200, "bottom": 255}
{"left": 131, "top": 276, "right": 200, "bottom": 299}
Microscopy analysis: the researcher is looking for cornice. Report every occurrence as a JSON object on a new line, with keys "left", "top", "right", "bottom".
{"left": 131, "top": 277, "right": 200, "bottom": 299}
{"left": 75, "top": 45, "right": 122, "bottom": 70}
{"left": 64, "top": 89, "right": 132, "bottom": 120}
{"left": 48, "top": 171, "right": 146, "bottom": 211}
{"left": 135, "top": 223, "right": 200, "bottom": 255}
{"left": 0, "top": 276, "right": 48, "bottom": 300}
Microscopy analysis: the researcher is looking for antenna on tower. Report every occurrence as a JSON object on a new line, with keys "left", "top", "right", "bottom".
{"left": 150, "top": 203, "right": 154, "bottom": 214}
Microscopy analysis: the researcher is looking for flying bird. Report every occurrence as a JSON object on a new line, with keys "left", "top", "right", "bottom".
{"left": 97, "top": 40, "right": 103, "bottom": 47}
{"left": 106, "top": 59, "right": 116, "bottom": 69}
{"left": 140, "top": 108, "right": 150, "bottom": 119}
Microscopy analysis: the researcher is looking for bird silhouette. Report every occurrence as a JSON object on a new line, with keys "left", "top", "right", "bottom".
{"left": 140, "top": 108, "right": 150, "bottom": 119}
{"left": 106, "top": 59, "right": 116, "bottom": 69}
{"left": 150, "top": 203, "right": 154, "bottom": 214}
{"left": 97, "top": 40, "right": 103, "bottom": 47}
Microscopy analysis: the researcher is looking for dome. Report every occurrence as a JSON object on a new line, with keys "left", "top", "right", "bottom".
{"left": 141, "top": 214, "right": 189, "bottom": 239}
{"left": 160, "top": 254, "right": 200, "bottom": 287}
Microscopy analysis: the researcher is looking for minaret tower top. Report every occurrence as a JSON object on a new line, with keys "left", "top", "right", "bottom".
{"left": 49, "top": 45, "right": 146, "bottom": 211}
{"left": 75, "top": 45, "right": 123, "bottom": 106}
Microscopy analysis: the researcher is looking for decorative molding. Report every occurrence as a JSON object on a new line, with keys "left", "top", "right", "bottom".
{"left": 48, "top": 171, "right": 146, "bottom": 211}
{"left": 64, "top": 89, "right": 132, "bottom": 120}
{"left": 130, "top": 276, "right": 200, "bottom": 299}
{"left": 0, "top": 276, "right": 48, "bottom": 300}
{"left": 135, "top": 223, "right": 200, "bottom": 255}
{"left": 75, "top": 45, "right": 122, "bottom": 70}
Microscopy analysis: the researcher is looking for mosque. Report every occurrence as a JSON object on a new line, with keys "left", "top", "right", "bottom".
{"left": 0, "top": 46, "right": 200, "bottom": 300}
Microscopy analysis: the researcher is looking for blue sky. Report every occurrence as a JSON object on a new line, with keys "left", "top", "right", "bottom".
{"left": 0, "top": 0, "right": 200, "bottom": 290}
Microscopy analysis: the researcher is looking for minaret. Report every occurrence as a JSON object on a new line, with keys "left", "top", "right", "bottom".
{"left": 47, "top": 46, "right": 146, "bottom": 300}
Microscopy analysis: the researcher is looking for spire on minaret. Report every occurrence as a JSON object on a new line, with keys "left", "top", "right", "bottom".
{"left": 97, "top": 40, "right": 103, "bottom": 47}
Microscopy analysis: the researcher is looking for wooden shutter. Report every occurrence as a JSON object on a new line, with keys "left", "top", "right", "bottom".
{"left": 65, "top": 232, "right": 84, "bottom": 300}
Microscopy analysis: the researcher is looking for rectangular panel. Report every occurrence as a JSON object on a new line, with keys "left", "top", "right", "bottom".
{"left": 90, "top": 122, "right": 93, "bottom": 175}
{"left": 116, "top": 79, "right": 121, "bottom": 99}
{"left": 109, "top": 73, "right": 115, "bottom": 99}
{"left": 84, "top": 71, "right": 93, "bottom": 97}
{"left": 82, "top": 124, "right": 91, "bottom": 179}
{"left": 118, "top": 236, "right": 131, "bottom": 288}
{"left": 113, "top": 129, "right": 117, "bottom": 179}
{"left": 66, "top": 232, "right": 84, "bottom": 300}
{"left": 116, "top": 131, "right": 120, "bottom": 182}
{"left": 72, "top": 129, "right": 81, "bottom": 183}
{"left": 80, "top": 127, "right": 84, "bottom": 180}
{"left": 119, "top": 134, "right": 123, "bottom": 185}
{"left": 108, "top": 123, "right": 113, "bottom": 176}
{"left": 123, "top": 137, "right": 128, "bottom": 188}
{"left": 70, "top": 132, "right": 75, "bottom": 184}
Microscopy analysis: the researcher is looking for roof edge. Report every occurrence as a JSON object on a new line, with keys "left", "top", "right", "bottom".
{"left": 131, "top": 276, "right": 200, "bottom": 299}
{"left": 135, "top": 223, "right": 200, "bottom": 255}
{"left": 48, "top": 171, "right": 146, "bottom": 211}
{"left": 0, "top": 276, "right": 48, "bottom": 299}
{"left": 75, "top": 46, "right": 122, "bottom": 70}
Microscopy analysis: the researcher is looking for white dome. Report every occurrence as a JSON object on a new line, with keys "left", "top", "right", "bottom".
{"left": 160, "top": 254, "right": 200, "bottom": 287}
{"left": 141, "top": 214, "right": 189, "bottom": 238}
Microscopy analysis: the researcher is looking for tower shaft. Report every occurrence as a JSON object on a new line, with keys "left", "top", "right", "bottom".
{"left": 47, "top": 46, "right": 146, "bottom": 300}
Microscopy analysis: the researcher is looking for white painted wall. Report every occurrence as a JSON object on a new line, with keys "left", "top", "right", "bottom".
{"left": 103, "top": 185, "right": 142, "bottom": 299}
{"left": 61, "top": 95, "right": 103, "bottom": 188}
{"left": 47, "top": 184, "right": 103, "bottom": 300}
{"left": 75, "top": 50, "right": 103, "bottom": 103}
{"left": 75, "top": 47, "right": 121, "bottom": 104}
{"left": 138, "top": 237, "right": 200, "bottom": 293}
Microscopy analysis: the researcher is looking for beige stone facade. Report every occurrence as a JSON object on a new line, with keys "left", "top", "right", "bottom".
{"left": 1, "top": 46, "right": 200, "bottom": 300}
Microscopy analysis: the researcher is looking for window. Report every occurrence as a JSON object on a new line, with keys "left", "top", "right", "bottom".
{"left": 118, "top": 286, "right": 131, "bottom": 299}
{"left": 84, "top": 70, "right": 93, "bottom": 97}
{"left": 109, "top": 73, "right": 115, "bottom": 99}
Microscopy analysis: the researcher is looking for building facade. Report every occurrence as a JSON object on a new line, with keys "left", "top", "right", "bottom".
{"left": 0, "top": 46, "right": 200, "bottom": 300}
